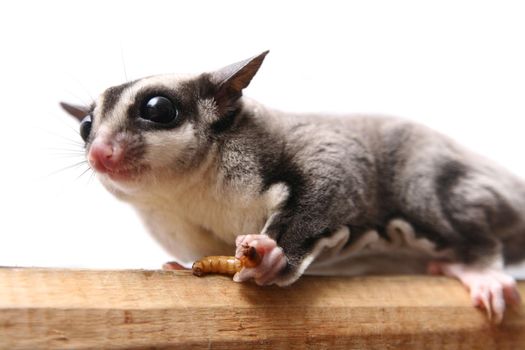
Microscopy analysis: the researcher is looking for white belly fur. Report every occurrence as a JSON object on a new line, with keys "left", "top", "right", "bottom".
{"left": 129, "top": 171, "right": 451, "bottom": 276}
{"left": 132, "top": 182, "right": 290, "bottom": 268}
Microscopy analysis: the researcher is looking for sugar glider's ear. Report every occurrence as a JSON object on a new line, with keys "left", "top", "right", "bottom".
{"left": 208, "top": 50, "right": 269, "bottom": 114}
{"left": 59, "top": 102, "right": 90, "bottom": 122}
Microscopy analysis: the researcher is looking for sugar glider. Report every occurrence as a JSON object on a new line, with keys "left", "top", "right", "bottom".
{"left": 61, "top": 51, "right": 523, "bottom": 323}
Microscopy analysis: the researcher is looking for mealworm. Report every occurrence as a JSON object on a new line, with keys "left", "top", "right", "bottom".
{"left": 192, "top": 244, "right": 262, "bottom": 276}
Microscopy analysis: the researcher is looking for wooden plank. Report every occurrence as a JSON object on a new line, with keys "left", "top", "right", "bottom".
{"left": 0, "top": 268, "right": 523, "bottom": 349}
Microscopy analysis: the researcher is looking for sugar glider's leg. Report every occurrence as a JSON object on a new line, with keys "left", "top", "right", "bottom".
{"left": 428, "top": 261, "right": 521, "bottom": 323}
{"left": 233, "top": 234, "right": 287, "bottom": 285}
{"left": 233, "top": 141, "right": 377, "bottom": 286}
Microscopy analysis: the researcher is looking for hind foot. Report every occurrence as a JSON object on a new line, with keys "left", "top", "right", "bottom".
{"left": 428, "top": 261, "right": 521, "bottom": 324}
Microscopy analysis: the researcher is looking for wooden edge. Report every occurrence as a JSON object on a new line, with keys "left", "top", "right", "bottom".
{"left": 0, "top": 268, "right": 524, "bottom": 349}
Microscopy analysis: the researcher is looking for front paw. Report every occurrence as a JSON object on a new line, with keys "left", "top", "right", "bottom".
{"left": 234, "top": 234, "right": 287, "bottom": 285}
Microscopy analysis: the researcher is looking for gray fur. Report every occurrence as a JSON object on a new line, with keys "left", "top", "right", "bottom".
{"left": 62, "top": 52, "right": 525, "bottom": 284}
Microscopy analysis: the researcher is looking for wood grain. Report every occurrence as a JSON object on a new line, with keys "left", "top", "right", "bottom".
{"left": 0, "top": 268, "right": 523, "bottom": 349}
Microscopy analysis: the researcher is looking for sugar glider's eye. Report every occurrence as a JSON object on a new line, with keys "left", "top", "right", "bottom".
{"left": 79, "top": 115, "right": 92, "bottom": 142}
{"left": 141, "top": 96, "right": 177, "bottom": 124}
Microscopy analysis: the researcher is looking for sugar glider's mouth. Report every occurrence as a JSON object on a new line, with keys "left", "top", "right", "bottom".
{"left": 105, "top": 167, "right": 143, "bottom": 181}
{"left": 98, "top": 164, "right": 150, "bottom": 182}
{"left": 89, "top": 153, "right": 147, "bottom": 182}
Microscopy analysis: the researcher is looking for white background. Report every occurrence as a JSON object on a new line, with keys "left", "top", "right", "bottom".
{"left": 0, "top": 1, "right": 524, "bottom": 274}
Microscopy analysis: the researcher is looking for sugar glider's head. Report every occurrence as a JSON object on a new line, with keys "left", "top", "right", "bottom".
{"left": 61, "top": 51, "right": 268, "bottom": 197}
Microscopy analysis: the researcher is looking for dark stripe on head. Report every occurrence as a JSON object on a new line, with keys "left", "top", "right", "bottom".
{"left": 100, "top": 80, "right": 135, "bottom": 118}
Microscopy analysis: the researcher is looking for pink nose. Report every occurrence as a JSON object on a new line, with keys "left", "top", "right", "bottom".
{"left": 88, "top": 140, "right": 125, "bottom": 173}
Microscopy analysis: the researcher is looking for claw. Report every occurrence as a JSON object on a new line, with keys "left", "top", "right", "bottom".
{"left": 234, "top": 234, "right": 287, "bottom": 285}
{"left": 429, "top": 261, "right": 520, "bottom": 324}
{"left": 490, "top": 284, "right": 505, "bottom": 324}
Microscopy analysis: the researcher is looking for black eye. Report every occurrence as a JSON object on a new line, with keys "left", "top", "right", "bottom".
{"left": 141, "top": 96, "right": 177, "bottom": 124}
{"left": 80, "top": 115, "right": 92, "bottom": 142}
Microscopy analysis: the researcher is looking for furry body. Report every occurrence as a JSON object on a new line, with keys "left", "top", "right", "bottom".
{"left": 62, "top": 52, "right": 524, "bottom": 321}
{"left": 129, "top": 101, "right": 525, "bottom": 284}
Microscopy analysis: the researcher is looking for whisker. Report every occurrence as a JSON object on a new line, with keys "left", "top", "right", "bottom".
{"left": 42, "top": 146, "right": 84, "bottom": 151}
{"left": 75, "top": 166, "right": 93, "bottom": 181}
{"left": 36, "top": 127, "right": 84, "bottom": 146}
{"left": 47, "top": 154, "right": 86, "bottom": 160}
{"left": 53, "top": 115, "right": 82, "bottom": 137}
{"left": 46, "top": 142, "right": 84, "bottom": 152}
{"left": 43, "top": 152, "right": 85, "bottom": 156}
{"left": 87, "top": 170, "right": 96, "bottom": 185}
{"left": 44, "top": 160, "right": 89, "bottom": 178}
{"left": 120, "top": 45, "right": 129, "bottom": 83}
{"left": 42, "top": 149, "right": 85, "bottom": 155}
{"left": 65, "top": 75, "right": 96, "bottom": 105}
{"left": 61, "top": 87, "right": 93, "bottom": 109}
